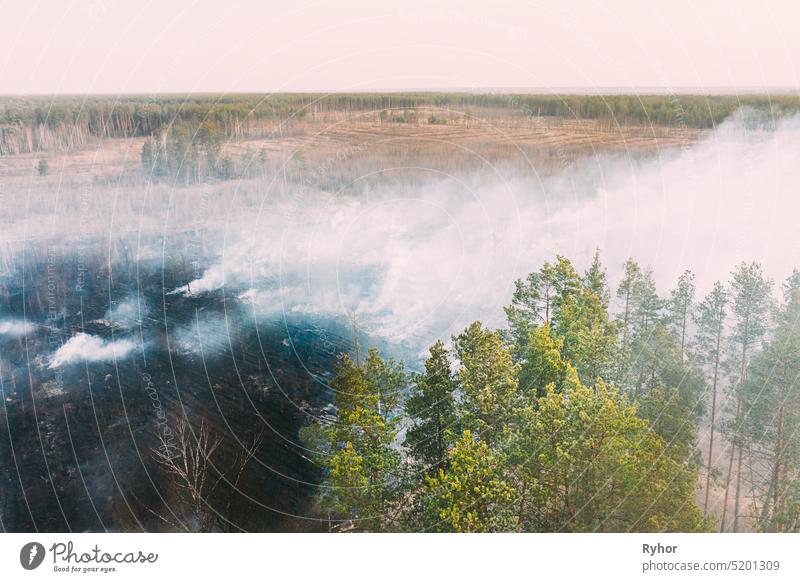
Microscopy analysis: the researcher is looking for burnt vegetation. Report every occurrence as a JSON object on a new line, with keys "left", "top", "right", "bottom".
{"left": 0, "top": 240, "right": 349, "bottom": 532}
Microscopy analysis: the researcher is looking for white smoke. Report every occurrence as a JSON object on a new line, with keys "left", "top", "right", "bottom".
{"left": 171, "top": 312, "right": 237, "bottom": 357}
{"left": 0, "top": 319, "right": 34, "bottom": 336}
{"left": 4, "top": 109, "right": 798, "bottom": 352}
{"left": 173, "top": 112, "right": 800, "bottom": 349}
{"left": 102, "top": 297, "right": 148, "bottom": 328}
{"left": 49, "top": 333, "right": 138, "bottom": 368}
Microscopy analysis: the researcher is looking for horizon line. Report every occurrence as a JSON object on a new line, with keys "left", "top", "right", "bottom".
{"left": 2, "top": 86, "right": 800, "bottom": 99}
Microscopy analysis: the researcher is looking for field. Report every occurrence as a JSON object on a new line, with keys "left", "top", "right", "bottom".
{"left": 1, "top": 96, "right": 705, "bottom": 206}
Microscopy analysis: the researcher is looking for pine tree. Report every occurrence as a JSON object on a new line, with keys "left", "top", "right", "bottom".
{"left": 722, "top": 261, "right": 773, "bottom": 532}
{"left": 452, "top": 322, "right": 519, "bottom": 446}
{"left": 667, "top": 270, "right": 696, "bottom": 359}
{"left": 303, "top": 352, "right": 403, "bottom": 529}
{"left": 363, "top": 348, "right": 404, "bottom": 422}
{"left": 405, "top": 341, "right": 458, "bottom": 472}
{"left": 628, "top": 323, "right": 705, "bottom": 455}
{"left": 632, "top": 267, "right": 662, "bottom": 336}
{"left": 505, "top": 270, "right": 548, "bottom": 349}
{"left": 693, "top": 281, "right": 728, "bottom": 513}
{"left": 550, "top": 256, "right": 583, "bottom": 317}
{"left": 422, "top": 431, "right": 516, "bottom": 532}
{"left": 554, "top": 287, "right": 618, "bottom": 386}
{"left": 504, "top": 256, "right": 582, "bottom": 347}
{"left": 516, "top": 323, "right": 579, "bottom": 397}
{"left": 584, "top": 248, "right": 610, "bottom": 308}
{"left": 617, "top": 258, "right": 643, "bottom": 334}
{"left": 514, "top": 381, "right": 708, "bottom": 532}
{"left": 739, "top": 271, "right": 800, "bottom": 531}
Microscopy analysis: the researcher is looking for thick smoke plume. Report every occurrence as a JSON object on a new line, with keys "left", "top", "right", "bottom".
{"left": 49, "top": 333, "right": 138, "bottom": 369}
{"left": 178, "top": 112, "right": 800, "bottom": 350}
{"left": 4, "top": 110, "right": 799, "bottom": 356}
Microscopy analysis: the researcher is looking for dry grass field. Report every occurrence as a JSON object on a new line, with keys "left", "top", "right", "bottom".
{"left": 1, "top": 105, "right": 703, "bottom": 181}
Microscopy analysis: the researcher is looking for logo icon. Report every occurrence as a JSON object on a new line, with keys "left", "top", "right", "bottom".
{"left": 20, "top": 542, "right": 46, "bottom": 570}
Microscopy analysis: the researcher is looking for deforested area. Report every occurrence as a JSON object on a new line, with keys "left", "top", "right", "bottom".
{"left": 2, "top": 92, "right": 800, "bottom": 533}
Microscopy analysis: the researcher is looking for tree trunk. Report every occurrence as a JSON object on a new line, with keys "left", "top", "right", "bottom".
{"left": 720, "top": 400, "right": 740, "bottom": 532}
{"left": 703, "top": 319, "right": 722, "bottom": 513}
{"left": 731, "top": 330, "right": 750, "bottom": 532}
{"left": 771, "top": 402, "right": 785, "bottom": 531}
{"left": 679, "top": 301, "right": 688, "bottom": 359}
{"left": 733, "top": 443, "right": 744, "bottom": 532}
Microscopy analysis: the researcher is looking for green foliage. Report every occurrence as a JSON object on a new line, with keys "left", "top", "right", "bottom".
{"left": 304, "top": 352, "right": 404, "bottom": 528}
{"left": 617, "top": 257, "right": 643, "bottom": 333}
{"left": 632, "top": 267, "right": 662, "bottom": 335}
{"left": 305, "top": 253, "right": 800, "bottom": 533}
{"left": 584, "top": 248, "right": 610, "bottom": 308}
{"left": 517, "top": 324, "right": 579, "bottom": 397}
{"left": 611, "top": 261, "right": 705, "bottom": 455}
{"left": 693, "top": 280, "right": 728, "bottom": 512}
{"left": 739, "top": 271, "right": 800, "bottom": 531}
{"left": 555, "top": 287, "right": 618, "bottom": 386}
{"left": 37, "top": 159, "right": 48, "bottom": 176}
{"left": 140, "top": 121, "right": 224, "bottom": 183}
{"left": 693, "top": 282, "right": 728, "bottom": 369}
{"left": 666, "top": 270, "right": 696, "bottom": 355}
{"left": 362, "top": 347, "right": 406, "bottom": 423}
{"left": 422, "top": 431, "right": 516, "bottom": 532}
{"left": 507, "top": 254, "right": 616, "bottom": 387}
{"left": 623, "top": 322, "right": 705, "bottom": 454}
{"left": 505, "top": 255, "right": 582, "bottom": 349}
{"left": 728, "top": 262, "right": 773, "bottom": 372}
{"left": 452, "top": 322, "right": 519, "bottom": 445}
{"left": 723, "top": 262, "right": 773, "bottom": 460}
{"left": 514, "top": 382, "right": 708, "bottom": 532}
{"left": 637, "top": 383, "right": 701, "bottom": 459}
{"left": 405, "top": 341, "right": 459, "bottom": 472}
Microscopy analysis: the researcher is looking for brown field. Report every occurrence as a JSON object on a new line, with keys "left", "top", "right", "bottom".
{"left": 1, "top": 106, "right": 703, "bottom": 186}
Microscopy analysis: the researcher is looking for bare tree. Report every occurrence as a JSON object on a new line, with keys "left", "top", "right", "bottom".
{"left": 151, "top": 417, "right": 263, "bottom": 532}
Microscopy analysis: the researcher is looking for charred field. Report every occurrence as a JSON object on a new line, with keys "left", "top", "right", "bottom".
{"left": 0, "top": 237, "right": 354, "bottom": 532}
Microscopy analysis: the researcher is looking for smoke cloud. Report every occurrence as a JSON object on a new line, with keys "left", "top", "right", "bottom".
{"left": 173, "top": 112, "right": 800, "bottom": 350}
{"left": 49, "top": 333, "right": 138, "bottom": 369}
{"left": 0, "top": 319, "right": 34, "bottom": 336}
{"left": 4, "top": 110, "right": 798, "bottom": 356}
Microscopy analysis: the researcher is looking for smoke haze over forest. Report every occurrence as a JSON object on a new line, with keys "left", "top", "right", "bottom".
{"left": 3, "top": 109, "right": 798, "bottom": 353}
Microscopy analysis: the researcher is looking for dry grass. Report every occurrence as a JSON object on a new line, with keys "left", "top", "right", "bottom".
{"left": 1, "top": 107, "right": 702, "bottom": 182}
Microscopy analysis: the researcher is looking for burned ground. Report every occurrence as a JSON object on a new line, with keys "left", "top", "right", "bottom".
{"left": 0, "top": 241, "right": 350, "bottom": 532}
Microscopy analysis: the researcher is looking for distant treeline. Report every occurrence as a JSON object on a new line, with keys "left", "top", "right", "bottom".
{"left": 2, "top": 92, "right": 799, "bottom": 155}
{"left": 0, "top": 94, "right": 308, "bottom": 155}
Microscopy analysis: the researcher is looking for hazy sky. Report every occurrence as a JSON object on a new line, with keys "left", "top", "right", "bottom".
{"left": 1, "top": 0, "right": 799, "bottom": 94}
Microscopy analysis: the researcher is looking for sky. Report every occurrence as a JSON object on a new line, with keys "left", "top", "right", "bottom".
{"left": 0, "top": 0, "right": 799, "bottom": 95}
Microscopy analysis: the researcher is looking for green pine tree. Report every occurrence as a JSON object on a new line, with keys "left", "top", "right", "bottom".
{"left": 405, "top": 341, "right": 459, "bottom": 472}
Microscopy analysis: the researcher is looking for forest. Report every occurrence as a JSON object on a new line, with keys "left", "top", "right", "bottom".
{"left": 303, "top": 253, "right": 800, "bottom": 533}
{"left": 2, "top": 92, "right": 799, "bottom": 155}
